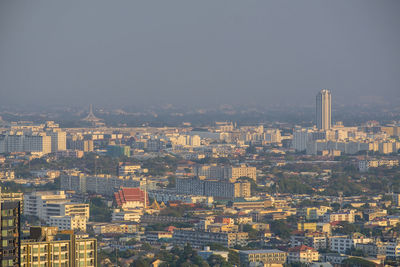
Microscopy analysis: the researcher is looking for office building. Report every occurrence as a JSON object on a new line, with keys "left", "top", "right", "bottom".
{"left": 316, "top": 89, "right": 332, "bottom": 130}
{"left": 24, "top": 191, "right": 89, "bottom": 221}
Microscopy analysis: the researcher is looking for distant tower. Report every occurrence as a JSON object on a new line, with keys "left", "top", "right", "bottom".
{"left": 82, "top": 104, "right": 102, "bottom": 122}
{"left": 316, "top": 89, "right": 332, "bottom": 130}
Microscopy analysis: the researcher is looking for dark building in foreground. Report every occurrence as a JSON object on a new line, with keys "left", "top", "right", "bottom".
{"left": 0, "top": 201, "right": 21, "bottom": 267}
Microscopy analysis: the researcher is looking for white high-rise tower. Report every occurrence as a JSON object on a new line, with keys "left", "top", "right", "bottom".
{"left": 316, "top": 89, "right": 331, "bottom": 130}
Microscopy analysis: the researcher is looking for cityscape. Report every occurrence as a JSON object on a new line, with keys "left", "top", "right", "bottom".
{"left": 1, "top": 1, "right": 400, "bottom": 267}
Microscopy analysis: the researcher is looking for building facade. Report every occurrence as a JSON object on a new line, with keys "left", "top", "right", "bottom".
{"left": 316, "top": 89, "right": 332, "bottom": 130}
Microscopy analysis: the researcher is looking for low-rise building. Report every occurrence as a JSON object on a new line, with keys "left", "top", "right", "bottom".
{"left": 288, "top": 245, "right": 319, "bottom": 264}
{"left": 48, "top": 215, "right": 87, "bottom": 231}
{"left": 323, "top": 210, "right": 355, "bottom": 223}
{"left": 239, "top": 249, "right": 287, "bottom": 266}
{"left": 173, "top": 228, "right": 248, "bottom": 248}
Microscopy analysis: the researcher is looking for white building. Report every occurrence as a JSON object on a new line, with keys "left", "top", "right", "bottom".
{"left": 24, "top": 191, "right": 89, "bottom": 221}
{"left": 48, "top": 215, "right": 87, "bottom": 231}
{"left": 112, "top": 208, "right": 143, "bottom": 222}
{"left": 329, "top": 235, "right": 372, "bottom": 254}
{"left": 293, "top": 129, "right": 313, "bottom": 151}
{"left": 316, "top": 89, "right": 332, "bottom": 130}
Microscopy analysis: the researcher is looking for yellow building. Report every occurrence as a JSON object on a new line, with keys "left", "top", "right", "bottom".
{"left": 231, "top": 165, "right": 257, "bottom": 181}
{"left": 20, "top": 227, "right": 97, "bottom": 267}
{"left": 239, "top": 249, "right": 287, "bottom": 266}
{"left": 297, "top": 222, "right": 317, "bottom": 232}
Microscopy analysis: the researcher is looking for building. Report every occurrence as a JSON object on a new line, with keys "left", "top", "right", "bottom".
{"left": 176, "top": 177, "right": 251, "bottom": 199}
{"left": 91, "top": 222, "right": 139, "bottom": 235}
{"left": 239, "top": 249, "right": 287, "bottom": 266}
{"left": 146, "top": 231, "right": 173, "bottom": 243}
{"left": 112, "top": 208, "right": 143, "bottom": 222}
{"left": 24, "top": 191, "right": 89, "bottom": 221}
{"left": 67, "top": 136, "right": 94, "bottom": 152}
{"left": 148, "top": 190, "right": 213, "bottom": 205}
{"left": 47, "top": 130, "right": 67, "bottom": 153}
{"left": 60, "top": 173, "right": 146, "bottom": 196}
{"left": 316, "top": 89, "right": 332, "bottom": 130}
{"left": 21, "top": 227, "right": 97, "bottom": 267}
{"left": 323, "top": 210, "right": 355, "bottom": 223}
{"left": 114, "top": 187, "right": 149, "bottom": 209}
{"left": 230, "top": 165, "right": 257, "bottom": 181}
{"left": 1, "top": 192, "right": 23, "bottom": 212}
{"left": 0, "top": 201, "right": 21, "bottom": 267}
{"left": 288, "top": 245, "right": 319, "bottom": 264}
{"left": 0, "top": 132, "right": 52, "bottom": 155}
{"left": 173, "top": 229, "right": 248, "bottom": 248}
{"left": 329, "top": 235, "right": 372, "bottom": 254}
{"left": 198, "top": 246, "right": 229, "bottom": 262}
{"left": 293, "top": 128, "right": 313, "bottom": 151}
{"left": 359, "top": 159, "right": 399, "bottom": 172}
{"left": 48, "top": 215, "right": 87, "bottom": 231}
{"left": 193, "top": 164, "right": 257, "bottom": 181}
{"left": 118, "top": 163, "right": 142, "bottom": 176}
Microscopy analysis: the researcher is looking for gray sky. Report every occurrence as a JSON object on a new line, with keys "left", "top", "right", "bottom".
{"left": 0, "top": 0, "right": 399, "bottom": 109}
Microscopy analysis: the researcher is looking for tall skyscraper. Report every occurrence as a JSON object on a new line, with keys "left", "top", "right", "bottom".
{"left": 316, "top": 89, "right": 332, "bottom": 130}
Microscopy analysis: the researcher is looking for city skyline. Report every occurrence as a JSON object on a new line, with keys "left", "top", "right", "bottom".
{"left": 0, "top": 2, "right": 399, "bottom": 266}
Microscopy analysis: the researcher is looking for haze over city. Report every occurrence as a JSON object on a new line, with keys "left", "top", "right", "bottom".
{"left": 1, "top": 2, "right": 400, "bottom": 267}
{"left": 1, "top": 0, "right": 399, "bottom": 109}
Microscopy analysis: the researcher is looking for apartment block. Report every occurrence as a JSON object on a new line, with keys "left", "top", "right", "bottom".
{"left": 176, "top": 177, "right": 251, "bottom": 199}
{"left": 173, "top": 229, "right": 248, "bottom": 248}
{"left": 239, "top": 249, "right": 287, "bottom": 266}
{"left": 21, "top": 227, "right": 96, "bottom": 267}
{"left": 0, "top": 201, "right": 21, "bottom": 267}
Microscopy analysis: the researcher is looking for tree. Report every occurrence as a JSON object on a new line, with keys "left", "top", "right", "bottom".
{"left": 167, "top": 176, "right": 176, "bottom": 188}
{"left": 342, "top": 257, "right": 376, "bottom": 267}
{"left": 89, "top": 197, "right": 112, "bottom": 222}
{"left": 270, "top": 220, "right": 292, "bottom": 239}
{"left": 242, "top": 224, "right": 259, "bottom": 239}
{"left": 141, "top": 242, "right": 153, "bottom": 251}
{"left": 228, "top": 250, "right": 239, "bottom": 266}
{"left": 207, "top": 255, "right": 230, "bottom": 267}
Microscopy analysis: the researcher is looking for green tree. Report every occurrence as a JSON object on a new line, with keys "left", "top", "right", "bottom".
{"left": 228, "top": 250, "right": 239, "bottom": 266}
{"left": 207, "top": 255, "right": 231, "bottom": 267}
{"left": 89, "top": 197, "right": 111, "bottom": 222}
{"left": 270, "top": 220, "right": 292, "bottom": 239}
{"left": 342, "top": 257, "right": 376, "bottom": 267}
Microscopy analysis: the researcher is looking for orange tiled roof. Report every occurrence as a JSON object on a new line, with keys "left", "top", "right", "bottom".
{"left": 114, "top": 187, "right": 148, "bottom": 207}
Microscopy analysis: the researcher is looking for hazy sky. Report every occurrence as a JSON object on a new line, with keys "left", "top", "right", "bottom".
{"left": 0, "top": 0, "right": 399, "bottom": 109}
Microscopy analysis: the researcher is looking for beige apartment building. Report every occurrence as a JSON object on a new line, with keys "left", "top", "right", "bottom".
{"left": 21, "top": 227, "right": 97, "bottom": 267}
{"left": 239, "top": 249, "right": 287, "bottom": 266}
